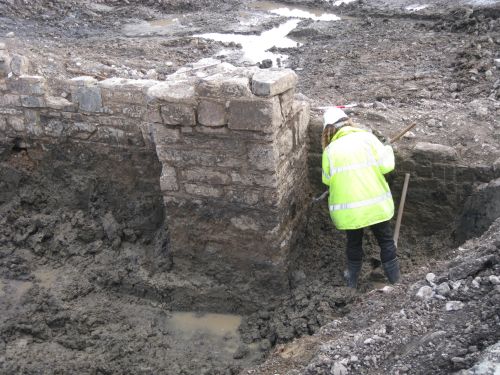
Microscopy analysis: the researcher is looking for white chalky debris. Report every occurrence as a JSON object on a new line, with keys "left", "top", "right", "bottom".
{"left": 472, "top": 277, "right": 481, "bottom": 288}
{"left": 332, "top": 362, "right": 348, "bottom": 375}
{"left": 446, "top": 301, "right": 464, "bottom": 311}
{"left": 426, "top": 273, "right": 436, "bottom": 284}
{"left": 450, "top": 280, "right": 462, "bottom": 290}
{"left": 489, "top": 275, "right": 500, "bottom": 285}
{"left": 381, "top": 285, "right": 394, "bottom": 293}
{"left": 416, "top": 286, "right": 434, "bottom": 300}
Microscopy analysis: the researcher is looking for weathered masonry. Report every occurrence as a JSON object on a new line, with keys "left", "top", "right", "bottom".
{"left": 0, "top": 44, "right": 310, "bottom": 306}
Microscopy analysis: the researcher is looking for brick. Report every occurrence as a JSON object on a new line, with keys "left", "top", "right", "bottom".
{"left": 252, "top": 69, "right": 297, "bottom": 97}
{"left": 160, "top": 103, "right": 196, "bottom": 126}
{"left": 160, "top": 165, "right": 179, "bottom": 191}
{"left": 228, "top": 96, "right": 282, "bottom": 133}
{"left": 185, "top": 183, "right": 223, "bottom": 198}
{"left": 198, "top": 100, "right": 227, "bottom": 127}
{"left": 182, "top": 167, "right": 231, "bottom": 185}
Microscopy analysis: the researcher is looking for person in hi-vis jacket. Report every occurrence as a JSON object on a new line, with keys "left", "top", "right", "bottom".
{"left": 321, "top": 107, "right": 400, "bottom": 288}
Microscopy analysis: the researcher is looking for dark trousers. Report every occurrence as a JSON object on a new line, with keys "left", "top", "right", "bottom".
{"left": 345, "top": 220, "right": 397, "bottom": 264}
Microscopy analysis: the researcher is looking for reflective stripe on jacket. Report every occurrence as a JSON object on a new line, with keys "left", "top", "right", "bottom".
{"left": 321, "top": 126, "right": 395, "bottom": 230}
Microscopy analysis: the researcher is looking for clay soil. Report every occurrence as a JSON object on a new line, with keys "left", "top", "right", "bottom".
{"left": 0, "top": 0, "right": 499, "bottom": 374}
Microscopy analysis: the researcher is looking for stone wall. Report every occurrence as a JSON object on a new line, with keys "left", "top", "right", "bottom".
{"left": 0, "top": 43, "right": 310, "bottom": 306}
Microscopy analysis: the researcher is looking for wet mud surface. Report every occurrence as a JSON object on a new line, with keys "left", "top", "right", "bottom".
{"left": 0, "top": 0, "right": 499, "bottom": 374}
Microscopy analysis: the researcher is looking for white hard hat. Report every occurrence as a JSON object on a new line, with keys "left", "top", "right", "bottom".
{"left": 323, "top": 107, "right": 348, "bottom": 129}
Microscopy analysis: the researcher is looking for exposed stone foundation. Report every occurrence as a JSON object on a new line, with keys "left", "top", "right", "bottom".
{"left": 0, "top": 44, "right": 310, "bottom": 306}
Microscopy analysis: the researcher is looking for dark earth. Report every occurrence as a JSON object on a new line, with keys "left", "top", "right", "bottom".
{"left": 0, "top": 0, "right": 499, "bottom": 374}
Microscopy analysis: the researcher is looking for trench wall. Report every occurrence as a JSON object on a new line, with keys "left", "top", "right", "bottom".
{"left": 307, "top": 119, "right": 500, "bottom": 243}
{"left": 0, "top": 44, "right": 310, "bottom": 305}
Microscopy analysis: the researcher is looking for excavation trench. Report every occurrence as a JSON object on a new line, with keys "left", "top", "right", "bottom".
{"left": 1, "top": 36, "right": 499, "bottom": 375}
{"left": 1, "top": 117, "right": 499, "bottom": 374}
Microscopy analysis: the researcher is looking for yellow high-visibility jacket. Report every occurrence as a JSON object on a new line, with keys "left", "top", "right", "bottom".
{"left": 322, "top": 126, "right": 395, "bottom": 230}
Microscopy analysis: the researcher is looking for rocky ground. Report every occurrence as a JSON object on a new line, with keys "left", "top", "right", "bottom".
{"left": 0, "top": 0, "right": 499, "bottom": 374}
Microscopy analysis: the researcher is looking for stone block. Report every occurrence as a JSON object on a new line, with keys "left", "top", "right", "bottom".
{"left": 196, "top": 74, "right": 252, "bottom": 98}
{"left": 248, "top": 143, "right": 279, "bottom": 171}
{"left": 198, "top": 100, "right": 227, "bottom": 127}
{"left": 22, "top": 109, "right": 40, "bottom": 134}
{"left": 225, "top": 186, "right": 276, "bottom": 207}
{"left": 185, "top": 183, "right": 223, "bottom": 198}
{"left": 70, "top": 76, "right": 98, "bottom": 87}
{"left": 279, "top": 89, "right": 295, "bottom": 119}
{"left": 160, "top": 103, "right": 196, "bottom": 126}
{"left": 7, "top": 116, "right": 24, "bottom": 131}
{"left": 46, "top": 96, "right": 76, "bottom": 111}
{"left": 68, "top": 122, "right": 98, "bottom": 140}
{"left": 151, "top": 123, "right": 181, "bottom": 145}
{"left": 147, "top": 80, "right": 195, "bottom": 103}
{"left": 412, "top": 142, "right": 458, "bottom": 162}
{"left": 20, "top": 95, "right": 46, "bottom": 108}
{"left": 41, "top": 117, "right": 66, "bottom": 137}
{"left": 230, "top": 215, "right": 260, "bottom": 232}
{"left": 252, "top": 69, "right": 298, "bottom": 97}
{"left": 230, "top": 170, "right": 278, "bottom": 188}
{"left": 0, "top": 50, "right": 11, "bottom": 77}
{"left": 182, "top": 167, "right": 231, "bottom": 185}
{"left": 160, "top": 165, "right": 179, "bottom": 192}
{"left": 10, "top": 54, "right": 29, "bottom": 76}
{"left": 72, "top": 86, "right": 103, "bottom": 113}
{"left": 144, "top": 105, "right": 162, "bottom": 123}
{"left": 277, "top": 128, "right": 294, "bottom": 157}
{"left": 294, "top": 100, "right": 310, "bottom": 143}
{"left": 99, "top": 77, "right": 157, "bottom": 89}
{"left": 228, "top": 96, "right": 282, "bottom": 133}
{"left": 101, "top": 88, "right": 148, "bottom": 106}
{"left": 0, "top": 116, "right": 7, "bottom": 132}
{"left": 0, "top": 94, "right": 21, "bottom": 107}
{"left": 8, "top": 75, "right": 46, "bottom": 95}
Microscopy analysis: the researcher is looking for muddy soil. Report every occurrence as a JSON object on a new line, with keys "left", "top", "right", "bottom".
{"left": 0, "top": 0, "right": 499, "bottom": 374}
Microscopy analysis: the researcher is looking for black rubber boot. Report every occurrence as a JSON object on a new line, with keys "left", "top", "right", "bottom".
{"left": 382, "top": 258, "right": 400, "bottom": 284}
{"left": 344, "top": 260, "right": 362, "bottom": 288}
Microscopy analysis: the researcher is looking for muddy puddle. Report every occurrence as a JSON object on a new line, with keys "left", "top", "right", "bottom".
{"left": 122, "top": 16, "right": 182, "bottom": 36}
{"left": 250, "top": 1, "right": 340, "bottom": 21}
{"left": 196, "top": 2, "right": 341, "bottom": 66}
{"left": 196, "top": 19, "right": 301, "bottom": 66}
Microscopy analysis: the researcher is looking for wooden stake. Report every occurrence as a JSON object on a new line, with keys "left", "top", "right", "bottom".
{"left": 394, "top": 173, "right": 410, "bottom": 248}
